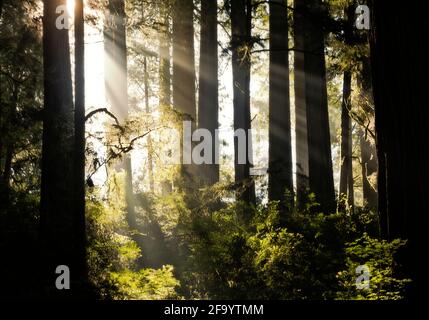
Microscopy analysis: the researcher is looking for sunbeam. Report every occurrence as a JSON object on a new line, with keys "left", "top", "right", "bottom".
{"left": 67, "top": 0, "right": 75, "bottom": 17}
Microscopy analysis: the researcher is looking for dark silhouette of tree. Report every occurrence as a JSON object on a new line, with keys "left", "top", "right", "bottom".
{"left": 372, "top": 0, "right": 429, "bottom": 299}
{"left": 198, "top": 0, "right": 219, "bottom": 186}
{"left": 231, "top": 0, "right": 256, "bottom": 205}
{"left": 339, "top": 71, "right": 354, "bottom": 211}
{"left": 73, "top": 0, "right": 89, "bottom": 293}
{"left": 293, "top": 0, "right": 335, "bottom": 213}
{"left": 339, "top": 5, "right": 356, "bottom": 212}
{"left": 40, "top": 0, "right": 86, "bottom": 296}
{"left": 268, "top": 0, "right": 293, "bottom": 209}
{"left": 357, "top": 60, "right": 377, "bottom": 209}
{"left": 293, "top": 0, "right": 309, "bottom": 209}
{"left": 74, "top": 0, "right": 87, "bottom": 292}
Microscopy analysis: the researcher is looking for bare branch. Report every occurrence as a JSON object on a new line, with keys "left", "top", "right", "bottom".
{"left": 85, "top": 108, "right": 122, "bottom": 129}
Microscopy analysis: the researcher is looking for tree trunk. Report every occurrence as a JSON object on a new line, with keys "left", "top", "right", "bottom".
{"left": 0, "top": 20, "right": 2, "bottom": 176}
{"left": 0, "top": 96, "right": 2, "bottom": 180}
{"left": 159, "top": 2, "right": 171, "bottom": 109}
{"left": 347, "top": 129, "right": 354, "bottom": 208}
{"left": 40, "top": 0, "right": 83, "bottom": 297}
{"left": 73, "top": 0, "right": 89, "bottom": 291}
{"left": 359, "top": 129, "right": 377, "bottom": 208}
{"left": 158, "top": 3, "right": 173, "bottom": 194}
{"left": 371, "top": 0, "right": 429, "bottom": 299}
{"left": 357, "top": 60, "right": 377, "bottom": 210}
{"left": 268, "top": 0, "right": 293, "bottom": 209}
{"left": 104, "top": 0, "right": 136, "bottom": 228}
{"left": 339, "top": 71, "right": 354, "bottom": 211}
{"left": 0, "top": 0, "right": 5, "bottom": 209}
{"left": 172, "top": 0, "right": 197, "bottom": 186}
{"left": 144, "top": 57, "right": 155, "bottom": 191}
{"left": 198, "top": 0, "right": 219, "bottom": 186}
{"left": 294, "top": 0, "right": 335, "bottom": 213}
{"left": 231, "top": 0, "right": 256, "bottom": 205}
{"left": 293, "top": 0, "right": 309, "bottom": 208}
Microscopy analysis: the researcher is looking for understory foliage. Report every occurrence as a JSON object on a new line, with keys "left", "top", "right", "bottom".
{"left": 86, "top": 172, "right": 180, "bottom": 300}
{"left": 74, "top": 170, "right": 410, "bottom": 300}
{"left": 152, "top": 187, "right": 411, "bottom": 300}
{"left": 337, "top": 234, "right": 411, "bottom": 300}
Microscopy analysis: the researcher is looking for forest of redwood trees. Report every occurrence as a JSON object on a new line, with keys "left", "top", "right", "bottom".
{"left": 0, "top": 0, "right": 428, "bottom": 300}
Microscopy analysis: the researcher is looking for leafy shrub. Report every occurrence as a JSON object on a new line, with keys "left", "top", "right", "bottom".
{"left": 110, "top": 266, "right": 180, "bottom": 300}
{"left": 336, "top": 234, "right": 411, "bottom": 300}
{"left": 172, "top": 188, "right": 409, "bottom": 300}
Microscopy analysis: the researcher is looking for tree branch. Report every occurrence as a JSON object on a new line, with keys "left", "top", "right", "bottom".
{"left": 85, "top": 107, "right": 121, "bottom": 128}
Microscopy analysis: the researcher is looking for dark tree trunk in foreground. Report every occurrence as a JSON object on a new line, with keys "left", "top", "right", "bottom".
{"left": 172, "top": 0, "right": 197, "bottom": 186}
{"left": 294, "top": 0, "right": 335, "bottom": 213}
{"left": 0, "top": 93, "right": 2, "bottom": 180}
{"left": 339, "top": 71, "right": 354, "bottom": 210}
{"left": 231, "top": 0, "right": 256, "bottom": 205}
{"left": 372, "top": 1, "right": 429, "bottom": 299}
{"left": 304, "top": 0, "right": 335, "bottom": 214}
{"left": 268, "top": 0, "right": 293, "bottom": 208}
{"left": 0, "top": 0, "right": 9, "bottom": 212}
{"left": 41, "top": 0, "right": 86, "bottom": 296}
{"left": 104, "top": 0, "right": 136, "bottom": 228}
{"left": 73, "top": 0, "right": 88, "bottom": 290}
{"left": 0, "top": 0, "right": 2, "bottom": 177}
{"left": 198, "top": 0, "right": 219, "bottom": 186}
